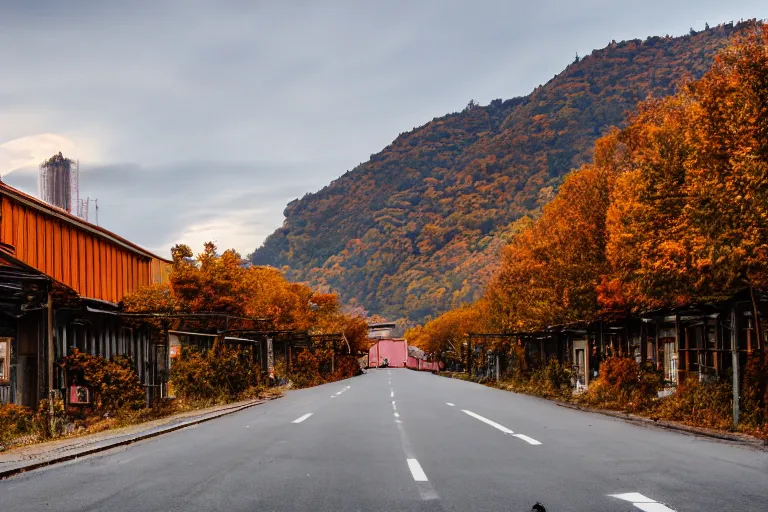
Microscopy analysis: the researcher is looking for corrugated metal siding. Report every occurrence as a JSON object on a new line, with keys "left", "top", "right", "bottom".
{"left": 151, "top": 258, "right": 171, "bottom": 284}
{"left": 0, "top": 196, "right": 154, "bottom": 302}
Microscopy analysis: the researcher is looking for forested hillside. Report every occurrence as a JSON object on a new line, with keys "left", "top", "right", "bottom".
{"left": 252, "top": 22, "right": 749, "bottom": 324}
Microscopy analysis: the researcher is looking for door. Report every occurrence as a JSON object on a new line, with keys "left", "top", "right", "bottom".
{"left": 573, "top": 339, "right": 587, "bottom": 389}
{"left": 663, "top": 340, "right": 677, "bottom": 383}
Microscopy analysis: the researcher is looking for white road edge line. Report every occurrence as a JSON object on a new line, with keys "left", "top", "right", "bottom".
{"left": 292, "top": 413, "right": 313, "bottom": 424}
{"left": 609, "top": 493, "right": 676, "bottom": 512}
{"left": 513, "top": 433, "right": 542, "bottom": 445}
{"left": 446, "top": 402, "right": 455, "bottom": 406}
{"left": 461, "top": 410, "right": 514, "bottom": 434}
{"left": 407, "top": 458, "right": 428, "bottom": 482}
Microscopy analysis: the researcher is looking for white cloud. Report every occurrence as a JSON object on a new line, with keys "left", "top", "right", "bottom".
{"left": 0, "top": 133, "right": 81, "bottom": 175}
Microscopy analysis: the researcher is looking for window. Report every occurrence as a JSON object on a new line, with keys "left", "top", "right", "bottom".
{"left": 0, "top": 338, "right": 9, "bottom": 382}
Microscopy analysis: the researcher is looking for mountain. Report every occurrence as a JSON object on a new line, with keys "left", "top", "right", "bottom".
{"left": 251, "top": 22, "right": 752, "bottom": 324}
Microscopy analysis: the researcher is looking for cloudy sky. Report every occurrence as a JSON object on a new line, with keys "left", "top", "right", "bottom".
{"left": 0, "top": 1, "right": 765, "bottom": 258}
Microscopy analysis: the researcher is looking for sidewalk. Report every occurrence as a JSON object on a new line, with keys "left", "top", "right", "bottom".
{"left": 0, "top": 397, "right": 276, "bottom": 479}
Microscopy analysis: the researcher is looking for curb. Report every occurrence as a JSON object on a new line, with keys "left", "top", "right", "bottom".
{"left": 0, "top": 396, "right": 278, "bottom": 480}
{"left": 438, "top": 372, "right": 768, "bottom": 450}
{"left": 555, "top": 401, "right": 768, "bottom": 450}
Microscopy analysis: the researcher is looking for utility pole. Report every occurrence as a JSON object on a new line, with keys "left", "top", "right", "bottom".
{"left": 731, "top": 307, "right": 740, "bottom": 427}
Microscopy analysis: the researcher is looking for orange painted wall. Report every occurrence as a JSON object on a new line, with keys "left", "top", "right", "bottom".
{"left": 0, "top": 195, "right": 158, "bottom": 303}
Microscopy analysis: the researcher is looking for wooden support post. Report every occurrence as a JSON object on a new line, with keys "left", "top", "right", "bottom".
{"left": 584, "top": 338, "right": 591, "bottom": 388}
{"left": 467, "top": 336, "right": 472, "bottom": 376}
{"left": 713, "top": 314, "right": 720, "bottom": 378}
{"left": 731, "top": 307, "right": 740, "bottom": 427}
{"left": 599, "top": 322, "right": 604, "bottom": 374}
{"left": 675, "top": 314, "right": 683, "bottom": 382}
{"left": 654, "top": 319, "right": 660, "bottom": 372}
{"left": 47, "top": 291, "right": 54, "bottom": 429}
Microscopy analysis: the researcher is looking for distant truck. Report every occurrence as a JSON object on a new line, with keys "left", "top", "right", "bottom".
{"left": 368, "top": 338, "right": 408, "bottom": 368}
{"left": 366, "top": 323, "right": 442, "bottom": 371}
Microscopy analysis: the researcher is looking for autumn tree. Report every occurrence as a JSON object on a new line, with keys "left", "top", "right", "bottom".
{"left": 603, "top": 24, "right": 768, "bottom": 324}
{"left": 486, "top": 151, "right": 615, "bottom": 331}
{"left": 406, "top": 302, "right": 488, "bottom": 358}
{"left": 124, "top": 243, "right": 364, "bottom": 339}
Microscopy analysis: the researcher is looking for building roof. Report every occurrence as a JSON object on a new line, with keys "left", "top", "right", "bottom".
{"left": 0, "top": 181, "right": 171, "bottom": 263}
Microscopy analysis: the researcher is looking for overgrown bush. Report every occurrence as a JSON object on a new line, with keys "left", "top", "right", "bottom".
{"left": 656, "top": 376, "right": 733, "bottom": 430}
{"left": 285, "top": 349, "right": 362, "bottom": 389}
{"left": 530, "top": 357, "right": 573, "bottom": 398}
{"left": 581, "top": 357, "right": 662, "bottom": 411}
{"left": 504, "top": 344, "right": 528, "bottom": 380}
{"left": 33, "top": 397, "right": 66, "bottom": 439}
{"left": 169, "top": 345, "right": 257, "bottom": 403}
{"left": 741, "top": 355, "right": 768, "bottom": 427}
{"left": 0, "top": 403, "right": 32, "bottom": 449}
{"left": 333, "top": 355, "right": 363, "bottom": 380}
{"left": 290, "top": 350, "right": 323, "bottom": 388}
{"left": 60, "top": 351, "right": 146, "bottom": 415}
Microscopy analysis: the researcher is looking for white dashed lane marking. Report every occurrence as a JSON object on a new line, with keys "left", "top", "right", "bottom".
{"left": 461, "top": 409, "right": 541, "bottom": 445}
{"left": 513, "top": 433, "right": 542, "bottom": 445}
{"left": 446, "top": 402, "right": 455, "bottom": 407}
{"left": 407, "top": 458, "right": 428, "bottom": 482}
{"left": 292, "top": 413, "right": 313, "bottom": 424}
{"left": 332, "top": 385, "right": 351, "bottom": 398}
{"left": 461, "top": 410, "right": 514, "bottom": 434}
{"left": 609, "top": 493, "right": 676, "bottom": 512}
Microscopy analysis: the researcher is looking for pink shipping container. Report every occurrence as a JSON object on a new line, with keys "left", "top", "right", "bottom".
{"left": 368, "top": 339, "right": 408, "bottom": 368}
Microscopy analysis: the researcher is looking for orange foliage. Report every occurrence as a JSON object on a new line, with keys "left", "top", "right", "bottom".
{"left": 124, "top": 243, "right": 369, "bottom": 350}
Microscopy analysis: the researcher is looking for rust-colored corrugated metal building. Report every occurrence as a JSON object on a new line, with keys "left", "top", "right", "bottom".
{"left": 0, "top": 181, "right": 170, "bottom": 301}
{"left": 0, "top": 182, "right": 172, "bottom": 408}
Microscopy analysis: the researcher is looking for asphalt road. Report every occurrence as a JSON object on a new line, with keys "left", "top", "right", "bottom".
{"left": 2, "top": 369, "right": 767, "bottom": 511}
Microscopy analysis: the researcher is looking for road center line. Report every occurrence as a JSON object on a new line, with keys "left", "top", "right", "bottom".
{"left": 394, "top": 411, "right": 439, "bottom": 500}
{"left": 461, "top": 410, "right": 514, "bottom": 434}
{"left": 407, "top": 458, "right": 428, "bottom": 482}
{"left": 291, "top": 413, "right": 313, "bottom": 424}
{"left": 513, "top": 433, "right": 542, "bottom": 445}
